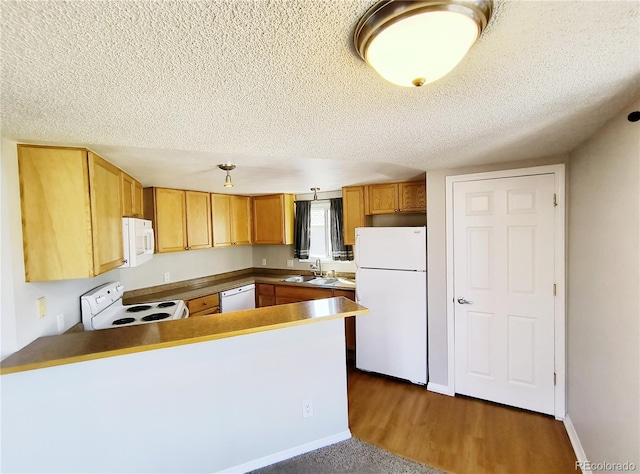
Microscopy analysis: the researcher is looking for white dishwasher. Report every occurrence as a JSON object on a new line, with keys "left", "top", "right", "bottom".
{"left": 220, "top": 284, "right": 256, "bottom": 313}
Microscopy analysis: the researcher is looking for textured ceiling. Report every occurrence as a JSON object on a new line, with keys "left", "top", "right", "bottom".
{"left": 1, "top": 0, "right": 639, "bottom": 194}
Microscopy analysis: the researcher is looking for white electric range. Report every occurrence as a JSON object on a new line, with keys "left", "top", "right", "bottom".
{"left": 80, "top": 281, "right": 188, "bottom": 331}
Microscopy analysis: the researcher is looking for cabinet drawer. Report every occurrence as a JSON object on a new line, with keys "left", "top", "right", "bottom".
{"left": 257, "top": 283, "right": 275, "bottom": 296}
{"left": 190, "top": 306, "right": 220, "bottom": 317}
{"left": 186, "top": 293, "right": 220, "bottom": 315}
{"left": 275, "top": 285, "right": 332, "bottom": 301}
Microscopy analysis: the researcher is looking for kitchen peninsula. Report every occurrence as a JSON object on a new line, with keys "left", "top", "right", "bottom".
{"left": 1, "top": 298, "right": 367, "bottom": 473}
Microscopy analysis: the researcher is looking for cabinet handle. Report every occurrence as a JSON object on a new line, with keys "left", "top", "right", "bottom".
{"left": 185, "top": 246, "right": 190, "bottom": 250}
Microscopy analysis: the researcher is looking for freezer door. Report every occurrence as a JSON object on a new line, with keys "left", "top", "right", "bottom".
{"left": 355, "top": 268, "right": 427, "bottom": 384}
{"left": 355, "top": 227, "right": 426, "bottom": 271}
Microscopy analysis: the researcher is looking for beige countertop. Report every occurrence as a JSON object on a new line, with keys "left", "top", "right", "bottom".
{"left": 1, "top": 297, "right": 367, "bottom": 375}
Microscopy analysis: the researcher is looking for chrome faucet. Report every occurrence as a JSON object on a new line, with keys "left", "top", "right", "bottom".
{"left": 310, "top": 258, "right": 322, "bottom": 277}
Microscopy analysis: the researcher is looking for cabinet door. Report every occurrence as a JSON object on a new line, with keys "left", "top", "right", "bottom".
{"left": 211, "top": 193, "right": 232, "bottom": 247}
{"left": 121, "top": 172, "right": 135, "bottom": 217}
{"left": 333, "top": 289, "right": 356, "bottom": 353}
{"left": 185, "top": 191, "right": 212, "bottom": 250}
{"left": 399, "top": 181, "right": 426, "bottom": 213}
{"left": 155, "top": 188, "right": 187, "bottom": 253}
{"left": 252, "top": 194, "right": 294, "bottom": 244}
{"left": 367, "top": 183, "right": 398, "bottom": 214}
{"left": 133, "top": 180, "right": 144, "bottom": 218}
{"left": 342, "top": 186, "right": 365, "bottom": 246}
{"left": 18, "top": 146, "right": 94, "bottom": 281}
{"left": 231, "top": 195, "right": 252, "bottom": 245}
{"left": 88, "top": 152, "right": 124, "bottom": 274}
{"left": 256, "top": 283, "right": 275, "bottom": 307}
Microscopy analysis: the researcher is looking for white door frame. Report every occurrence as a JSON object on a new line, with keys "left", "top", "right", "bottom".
{"left": 444, "top": 164, "right": 566, "bottom": 419}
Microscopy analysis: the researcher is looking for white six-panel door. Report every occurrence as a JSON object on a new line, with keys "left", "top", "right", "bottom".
{"left": 453, "top": 174, "right": 556, "bottom": 415}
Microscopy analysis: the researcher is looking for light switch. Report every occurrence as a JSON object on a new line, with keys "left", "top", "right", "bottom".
{"left": 37, "top": 297, "right": 46, "bottom": 319}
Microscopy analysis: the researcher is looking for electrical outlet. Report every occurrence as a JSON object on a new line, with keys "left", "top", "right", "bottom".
{"left": 164, "top": 272, "right": 170, "bottom": 282}
{"left": 261, "top": 258, "right": 267, "bottom": 266}
{"left": 286, "top": 259, "right": 294, "bottom": 268}
{"left": 56, "top": 313, "right": 64, "bottom": 332}
{"left": 37, "top": 297, "right": 46, "bottom": 319}
{"left": 302, "top": 399, "right": 313, "bottom": 419}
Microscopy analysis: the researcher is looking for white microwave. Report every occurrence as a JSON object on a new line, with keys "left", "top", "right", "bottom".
{"left": 120, "top": 218, "right": 154, "bottom": 268}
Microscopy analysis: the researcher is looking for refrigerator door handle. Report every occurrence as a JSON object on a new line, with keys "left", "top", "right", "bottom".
{"left": 354, "top": 232, "right": 360, "bottom": 270}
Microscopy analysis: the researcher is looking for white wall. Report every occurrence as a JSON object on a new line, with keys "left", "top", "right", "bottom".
{"left": 567, "top": 99, "right": 639, "bottom": 467}
{"left": 0, "top": 139, "right": 253, "bottom": 359}
{"left": 426, "top": 154, "right": 569, "bottom": 385}
{"left": 1, "top": 319, "right": 350, "bottom": 473}
{"left": 118, "top": 245, "right": 253, "bottom": 290}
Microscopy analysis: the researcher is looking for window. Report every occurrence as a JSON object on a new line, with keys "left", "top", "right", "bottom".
{"left": 307, "top": 201, "right": 332, "bottom": 261}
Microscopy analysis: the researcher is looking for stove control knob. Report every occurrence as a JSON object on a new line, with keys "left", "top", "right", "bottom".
{"left": 96, "top": 295, "right": 106, "bottom": 304}
{"left": 116, "top": 285, "right": 124, "bottom": 292}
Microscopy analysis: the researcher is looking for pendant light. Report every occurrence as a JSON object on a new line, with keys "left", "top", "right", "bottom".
{"left": 353, "top": 0, "right": 493, "bottom": 87}
{"left": 218, "top": 163, "right": 236, "bottom": 188}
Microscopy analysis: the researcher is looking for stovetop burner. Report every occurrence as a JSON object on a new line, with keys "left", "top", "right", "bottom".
{"left": 113, "top": 317, "right": 136, "bottom": 326}
{"left": 141, "top": 313, "right": 171, "bottom": 322}
{"left": 81, "top": 282, "right": 188, "bottom": 331}
{"left": 126, "top": 305, "right": 152, "bottom": 313}
{"left": 157, "top": 301, "right": 176, "bottom": 308}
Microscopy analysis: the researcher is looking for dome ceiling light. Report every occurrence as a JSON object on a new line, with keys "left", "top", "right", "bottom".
{"left": 353, "top": 0, "right": 493, "bottom": 87}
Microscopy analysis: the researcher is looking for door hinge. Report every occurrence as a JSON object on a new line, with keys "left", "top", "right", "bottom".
{"left": 553, "top": 283, "right": 557, "bottom": 296}
{"left": 553, "top": 194, "right": 558, "bottom": 207}
{"left": 554, "top": 373, "right": 557, "bottom": 385}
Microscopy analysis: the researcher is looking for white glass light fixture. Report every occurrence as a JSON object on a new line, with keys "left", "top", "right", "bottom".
{"left": 353, "top": 0, "right": 492, "bottom": 87}
{"left": 218, "top": 163, "right": 236, "bottom": 188}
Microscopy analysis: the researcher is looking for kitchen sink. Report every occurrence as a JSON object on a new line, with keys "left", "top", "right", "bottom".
{"left": 281, "top": 275, "right": 355, "bottom": 287}
{"left": 335, "top": 277, "right": 356, "bottom": 286}
{"left": 281, "top": 275, "right": 316, "bottom": 283}
{"left": 308, "top": 277, "right": 339, "bottom": 286}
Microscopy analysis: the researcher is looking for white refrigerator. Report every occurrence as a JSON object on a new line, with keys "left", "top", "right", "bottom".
{"left": 355, "top": 227, "right": 427, "bottom": 385}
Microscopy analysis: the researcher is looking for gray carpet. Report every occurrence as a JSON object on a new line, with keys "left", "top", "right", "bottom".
{"left": 248, "top": 437, "right": 445, "bottom": 474}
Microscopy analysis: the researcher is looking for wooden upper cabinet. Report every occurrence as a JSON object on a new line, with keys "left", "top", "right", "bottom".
{"left": 366, "top": 181, "right": 426, "bottom": 215}
{"left": 121, "top": 172, "right": 135, "bottom": 217}
{"left": 231, "top": 195, "right": 252, "bottom": 245}
{"left": 211, "top": 194, "right": 233, "bottom": 247}
{"left": 17, "top": 145, "right": 123, "bottom": 281}
{"left": 145, "top": 188, "right": 212, "bottom": 253}
{"left": 367, "top": 183, "right": 399, "bottom": 214}
{"left": 211, "top": 194, "right": 252, "bottom": 247}
{"left": 88, "top": 152, "right": 126, "bottom": 275}
{"left": 399, "top": 181, "right": 426, "bottom": 213}
{"left": 133, "top": 180, "right": 144, "bottom": 217}
{"left": 185, "top": 191, "right": 212, "bottom": 250}
{"left": 146, "top": 187, "right": 187, "bottom": 253}
{"left": 252, "top": 194, "right": 294, "bottom": 245}
{"left": 342, "top": 186, "right": 365, "bottom": 246}
{"left": 121, "top": 172, "right": 144, "bottom": 218}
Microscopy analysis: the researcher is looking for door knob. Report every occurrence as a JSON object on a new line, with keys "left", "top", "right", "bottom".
{"left": 457, "top": 297, "right": 473, "bottom": 305}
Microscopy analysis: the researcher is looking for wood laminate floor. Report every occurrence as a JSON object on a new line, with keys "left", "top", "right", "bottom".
{"left": 347, "top": 368, "right": 577, "bottom": 474}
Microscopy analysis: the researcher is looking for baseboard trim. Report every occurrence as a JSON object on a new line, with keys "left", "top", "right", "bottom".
{"left": 427, "top": 382, "right": 454, "bottom": 396}
{"left": 564, "top": 415, "right": 591, "bottom": 474}
{"left": 217, "top": 429, "right": 352, "bottom": 473}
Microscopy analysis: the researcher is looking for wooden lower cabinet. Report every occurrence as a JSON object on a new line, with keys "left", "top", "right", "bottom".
{"left": 333, "top": 290, "right": 356, "bottom": 358}
{"left": 274, "top": 285, "right": 332, "bottom": 305}
{"left": 255, "top": 283, "right": 356, "bottom": 358}
{"left": 256, "top": 283, "right": 275, "bottom": 307}
{"left": 186, "top": 293, "right": 220, "bottom": 317}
